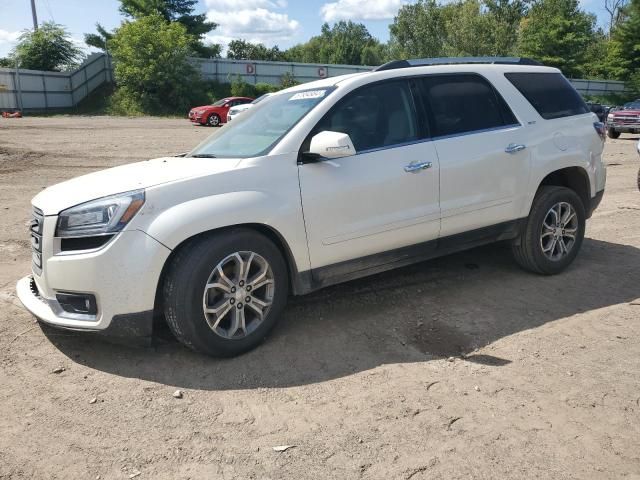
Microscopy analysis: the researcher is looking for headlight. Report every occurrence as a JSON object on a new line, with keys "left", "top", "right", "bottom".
{"left": 607, "top": 113, "right": 614, "bottom": 120}
{"left": 56, "top": 190, "right": 145, "bottom": 238}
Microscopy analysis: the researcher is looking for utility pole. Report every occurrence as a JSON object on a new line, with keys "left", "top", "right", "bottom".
{"left": 30, "top": 0, "right": 38, "bottom": 30}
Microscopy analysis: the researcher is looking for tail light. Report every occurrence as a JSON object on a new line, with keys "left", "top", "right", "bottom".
{"left": 594, "top": 122, "right": 606, "bottom": 142}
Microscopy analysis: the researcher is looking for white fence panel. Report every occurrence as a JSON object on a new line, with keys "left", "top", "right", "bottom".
{"left": 0, "top": 70, "right": 18, "bottom": 109}
{"left": 0, "top": 53, "right": 110, "bottom": 111}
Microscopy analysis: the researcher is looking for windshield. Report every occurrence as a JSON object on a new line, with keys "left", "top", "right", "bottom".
{"left": 623, "top": 101, "right": 640, "bottom": 110}
{"left": 211, "top": 99, "right": 227, "bottom": 107}
{"left": 189, "top": 87, "right": 335, "bottom": 158}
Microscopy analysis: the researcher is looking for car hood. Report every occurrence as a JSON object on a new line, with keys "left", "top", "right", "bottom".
{"left": 33, "top": 156, "right": 241, "bottom": 215}
{"left": 614, "top": 109, "right": 640, "bottom": 116}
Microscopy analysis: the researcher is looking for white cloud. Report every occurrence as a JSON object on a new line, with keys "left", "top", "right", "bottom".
{"left": 204, "top": 0, "right": 299, "bottom": 47}
{"left": 0, "top": 29, "right": 21, "bottom": 45}
{"left": 320, "top": 0, "right": 405, "bottom": 21}
{"left": 205, "top": 0, "right": 286, "bottom": 9}
{"left": 0, "top": 29, "right": 21, "bottom": 57}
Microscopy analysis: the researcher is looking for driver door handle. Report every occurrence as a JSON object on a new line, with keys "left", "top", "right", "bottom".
{"left": 404, "top": 161, "right": 432, "bottom": 173}
{"left": 505, "top": 143, "right": 526, "bottom": 154}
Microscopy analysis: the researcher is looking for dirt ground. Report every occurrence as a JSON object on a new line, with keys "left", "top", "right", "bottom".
{"left": 0, "top": 116, "right": 639, "bottom": 480}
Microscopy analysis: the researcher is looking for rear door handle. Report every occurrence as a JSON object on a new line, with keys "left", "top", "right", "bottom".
{"left": 404, "top": 161, "right": 432, "bottom": 173}
{"left": 505, "top": 143, "right": 526, "bottom": 154}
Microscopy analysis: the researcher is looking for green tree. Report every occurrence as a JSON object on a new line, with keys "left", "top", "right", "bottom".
{"left": 0, "top": 57, "right": 13, "bottom": 67}
{"left": 389, "top": 0, "right": 448, "bottom": 58}
{"left": 227, "top": 40, "right": 285, "bottom": 61}
{"left": 484, "top": 0, "right": 529, "bottom": 55}
{"left": 442, "top": 0, "right": 496, "bottom": 56}
{"left": 518, "top": 0, "right": 596, "bottom": 77}
{"left": 389, "top": 0, "right": 528, "bottom": 59}
{"left": 286, "top": 21, "right": 385, "bottom": 65}
{"left": 118, "top": 0, "right": 220, "bottom": 57}
{"left": 109, "top": 14, "right": 199, "bottom": 113}
{"left": 11, "top": 22, "right": 83, "bottom": 71}
{"left": 610, "top": 0, "right": 640, "bottom": 89}
{"left": 84, "top": 23, "right": 114, "bottom": 51}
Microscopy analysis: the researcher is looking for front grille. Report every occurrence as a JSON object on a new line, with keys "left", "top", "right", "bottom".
{"left": 613, "top": 115, "right": 640, "bottom": 124}
{"left": 30, "top": 207, "right": 43, "bottom": 275}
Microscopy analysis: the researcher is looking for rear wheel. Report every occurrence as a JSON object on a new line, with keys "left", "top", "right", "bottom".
{"left": 607, "top": 128, "right": 620, "bottom": 139}
{"left": 511, "top": 186, "right": 586, "bottom": 275}
{"left": 207, "top": 113, "right": 221, "bottom": 127}
{"left": 163, "top": 229, "right": 289, "bottom": 357}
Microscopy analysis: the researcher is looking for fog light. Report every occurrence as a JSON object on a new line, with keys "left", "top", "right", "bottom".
{"left": 56, "top": 292, "right": 97, "bottom": 315}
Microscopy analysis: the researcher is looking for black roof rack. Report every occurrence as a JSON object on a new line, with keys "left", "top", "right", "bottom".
{"left": 373, "top": 57, "right": 542, "bottom": 72}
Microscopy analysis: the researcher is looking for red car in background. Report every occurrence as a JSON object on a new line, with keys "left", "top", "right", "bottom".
{"left": 188, "top": 96, "right": 254, "bottom": 127}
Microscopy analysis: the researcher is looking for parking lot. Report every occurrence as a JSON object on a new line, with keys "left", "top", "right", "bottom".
{"left": 1, "top": 116, "right": 639, "bottom": 479}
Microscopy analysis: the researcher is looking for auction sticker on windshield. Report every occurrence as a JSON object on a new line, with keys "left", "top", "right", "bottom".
{"left": 289, "top": 90, "right": 327, "bottom": 101}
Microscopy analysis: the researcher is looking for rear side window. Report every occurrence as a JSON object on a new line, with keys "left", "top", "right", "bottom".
{"left": 418, "top": 74, "right": 518, "bottom": 138}
{"left": 505, "top": 72, "right": 589, "bottom": 120}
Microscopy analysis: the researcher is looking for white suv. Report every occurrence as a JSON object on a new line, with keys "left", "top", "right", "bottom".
{"left": 17, "top": 58, "right": 606, "bottom": 356}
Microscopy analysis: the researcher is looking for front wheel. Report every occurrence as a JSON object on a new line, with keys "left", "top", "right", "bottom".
{"left": 163, "top": 229, "right": 289, "bottom": 357}
{"left": 207, "top": 113, "right": 221, "bottom": 127}
{"left": 608, "top": 128, "right": 620, "bottom": 139}
{"left": 511, "top": 186, "right": 586, "bottom": 275}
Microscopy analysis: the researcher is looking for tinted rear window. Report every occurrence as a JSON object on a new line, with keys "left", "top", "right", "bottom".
{"left": 505, "top": 72, "right": 588, "bottom": 120}
{"left": 419, "top": 74, "right": 518, "bottom": 137}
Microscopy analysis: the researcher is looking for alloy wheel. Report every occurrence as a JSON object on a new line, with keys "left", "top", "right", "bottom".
{"left": 202, "top": 251, "right": 275, "bottom": 339}
{"left": 540, "top": 201, "right": 579, "bottom": 261}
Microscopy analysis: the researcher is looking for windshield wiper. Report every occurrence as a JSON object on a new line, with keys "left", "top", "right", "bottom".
{"left": 190, "top": 153, "right": 217, "bottom": 158}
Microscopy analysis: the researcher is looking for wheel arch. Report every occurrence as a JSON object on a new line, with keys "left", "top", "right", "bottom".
{"left": 534, "top": 166, "right": 592, "bottom": 218}
{"left": 151, "top": 223, "right": 311, "bottom": 323}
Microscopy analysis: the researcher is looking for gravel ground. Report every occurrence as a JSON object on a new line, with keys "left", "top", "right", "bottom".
{"left": 1, "top": 116, "right": 639, "bottom": 480}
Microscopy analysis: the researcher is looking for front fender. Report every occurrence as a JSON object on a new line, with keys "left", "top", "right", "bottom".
{"left": 138, "top": 190, "right": 310, "bottom": 276}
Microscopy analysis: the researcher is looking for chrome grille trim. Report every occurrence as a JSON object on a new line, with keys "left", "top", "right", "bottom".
{"left": 30, "top": 207, "right": 44, "bottom": 275}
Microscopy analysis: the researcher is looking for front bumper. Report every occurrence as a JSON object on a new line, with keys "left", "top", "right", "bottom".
{"left": 16, "top": 276, "right": 154, "bottom": 340}
{"left": 16, "top": 227, "right": 171, "bottom": 336}
{"left": 607, "top": 122, "right": 640, "bottom": 132}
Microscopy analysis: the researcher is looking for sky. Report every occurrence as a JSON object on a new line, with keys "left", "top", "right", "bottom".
{"left": 0, "top": 0, "right": 611, "bottom": 58}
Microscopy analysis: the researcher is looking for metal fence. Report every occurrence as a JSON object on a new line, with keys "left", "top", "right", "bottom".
{"left": 193, "top": 57, "right": 371, "bottom": 85}
{"left": 197, "top": 57, "right": 629, "bottom": 97}
{"left": 0, "top": 53, "right": 112, "bottom": 111}
{"left": 0, "top": 52, "right": 630, "bottom": 112}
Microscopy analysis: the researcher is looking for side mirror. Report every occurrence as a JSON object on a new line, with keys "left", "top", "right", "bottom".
{"left": 301, "top": 131, "right": 356, "bottom": 163}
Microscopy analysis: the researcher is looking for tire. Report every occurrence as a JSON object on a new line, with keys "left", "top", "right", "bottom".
{"left": 207, "top": 113, "right": 221, "bottom": 127}
{"left": 511, "top": 186, "right": 586, "bottom": 275}
{"left": 163, "top": 228, "right": 289, "bottom": 357}
{"left": 608, "top": 128, "right": 620, "bottom": 139}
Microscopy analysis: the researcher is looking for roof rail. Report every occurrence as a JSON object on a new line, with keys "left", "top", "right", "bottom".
{"left": 373, "top": 57, "right": 542, "bottom": 72}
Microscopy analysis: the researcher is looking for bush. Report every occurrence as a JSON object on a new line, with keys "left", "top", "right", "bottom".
{"left": 280, "top": 71, "right": 299, "bottom": 89}
{"left": 109, "top": 14, "right": 199, "bottom": 114}
{"left": 254, "top": 82, "right": 279, "bottom": 96}
{"left": 230, "top": 75, "right": 254, "bottom": 97}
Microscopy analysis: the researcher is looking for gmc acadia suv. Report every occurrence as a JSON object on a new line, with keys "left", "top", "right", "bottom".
{"left": 17, "top": 57, "right": 607, "bottom": 357}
